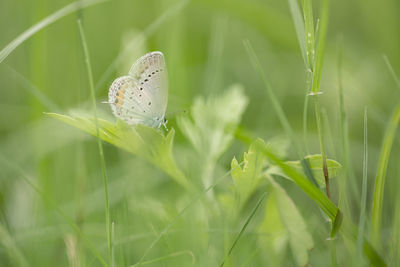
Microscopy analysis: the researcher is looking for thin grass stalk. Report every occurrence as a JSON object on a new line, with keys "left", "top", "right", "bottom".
{"left": 310, "top": 0, "right": 331, "bottom": 197}
{"left": 78, "top": 20, "right": 112, "bottom": 265}
{"left": 356, "top": 107, "right": 368, "bottom": 265}
{"left": 313, "top": 94, "right": 330, "bottom": 198}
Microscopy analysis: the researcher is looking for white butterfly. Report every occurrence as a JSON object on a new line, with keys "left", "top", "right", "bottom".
{"left": 107, "top": 51, "right": 168, "bottom": 129}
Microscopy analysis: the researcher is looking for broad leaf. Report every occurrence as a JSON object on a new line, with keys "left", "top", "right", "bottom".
{"left": 46, "top": 113, "right": 193, "bottom": 191}
{"left": 260, "top": 178, "right": 314, "bottom": 266}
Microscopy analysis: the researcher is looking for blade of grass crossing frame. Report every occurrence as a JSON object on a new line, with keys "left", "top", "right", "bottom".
{"left": 371, "top": 56, "right": 400, "bottom": 247}
{"left": 0, "top": 0, "right": 108, "bottom": 64}
{"left": 259, "top": 146, "right": 386, "bottom": 265}
{"left": 78, "top": 20, "right": 112, "bottom": 265}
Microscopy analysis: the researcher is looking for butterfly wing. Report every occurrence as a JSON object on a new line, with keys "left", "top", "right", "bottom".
{"left": 108, "top": 51, "right": 168, "bottom": 127}
{"left": 128, "top": 51, "right": 168, "bottom": 119}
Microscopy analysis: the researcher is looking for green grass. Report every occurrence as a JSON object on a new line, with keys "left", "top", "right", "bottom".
{"left": 1, "top": 0, "right": 399, "bottom": 266}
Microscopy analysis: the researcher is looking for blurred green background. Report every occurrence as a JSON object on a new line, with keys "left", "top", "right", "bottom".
{"left": 1, "top": 0, "right": 399, "bottom": 266}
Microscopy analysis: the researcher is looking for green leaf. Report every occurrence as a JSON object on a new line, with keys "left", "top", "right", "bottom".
{"left": 231, "top": 139, "right": 267, "bottom": 205}
{"left": 268, "top": 154, "right": 342, "bottom": 187}
{"left": 287, "top": 0, "right": 307, "bottom": 66}
{"left": 46, "top": 113, "right": 193, "bottom": 191}
{"left": 177, "top": 84, "right": 248, "bottom": 160}
{"left": 311, "top": 0, "right": 330, "bottom": 93}
{"left": 260, "top": 178, "right": 314, "bottom": 266}
{"left": 371, "top": 103, "right": 400, "bottom": 247}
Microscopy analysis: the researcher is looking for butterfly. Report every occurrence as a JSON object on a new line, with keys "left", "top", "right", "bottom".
{"left": 107, "top": 51, "right": 168, "bottom": 129}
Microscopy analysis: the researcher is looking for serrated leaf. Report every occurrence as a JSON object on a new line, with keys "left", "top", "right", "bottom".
{"left": 231, "top": 139, "right": 267, "bottom": 205}
{"left": 177, "top": 84, "right": 248, "bottom": 160}
{"left": 46, "top": 113, "right": 193, "bottom": 191}
{"left": 268, "top": 154, "right": 342, "bottom": 187}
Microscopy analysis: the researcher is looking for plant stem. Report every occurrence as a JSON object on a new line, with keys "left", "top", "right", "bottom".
{"left": 78, "top": 19, "right": 112, "bottom": 265}
{"left": 313, "top": 94, "right": 330, "bottom": 198}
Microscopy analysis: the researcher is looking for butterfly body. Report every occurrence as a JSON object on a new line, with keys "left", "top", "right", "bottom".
{"left": 108, "top": 51, "right": 168, "bottom": 129}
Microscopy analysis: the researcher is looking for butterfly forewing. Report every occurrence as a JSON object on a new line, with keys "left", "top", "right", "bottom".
{"left": 129, "top": 51, "right": 168, "bottom": 118}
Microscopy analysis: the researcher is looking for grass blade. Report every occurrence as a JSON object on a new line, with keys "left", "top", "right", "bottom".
{"left": 371, "top": 55, "right": 400, "bottom": 248}
{"left": 3, "top": 65, "right": 60, "bottom": 112}
{"left": 287, "top": 0, "right": 307, "bottom": 65}
{"left": 0, "top": 0, "right": 108, "bottom": 64}
{"left": 260, "top": 144, "right": 386, "bottom": 265}
{"left": 383, "top": 55, "right": 400, "bottom": 90}
{"left": 78, "top": 19, "right": 111, "bottom": 265}
{"left": 371, "top": 103, "right": 400, "bottom": 247}
{"left": 356, "top": 107, "right": 368, "bottom": 265}
{"left": 302, "top": 0, "right": 316, "bottom": 69}
{"left": 219, "top": 192, "right": 267, "bottom": 267}
{"left": 311, "top": 0, "right": 330, "bottom": 93}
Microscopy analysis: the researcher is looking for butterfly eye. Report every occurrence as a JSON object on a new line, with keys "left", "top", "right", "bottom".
{"left": 148, "top": 102, "right": 151, "bottom": 106}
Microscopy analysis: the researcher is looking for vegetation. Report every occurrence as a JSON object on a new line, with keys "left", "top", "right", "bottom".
{"left": 0, "top": 0, "right": 399, "bottom": 266}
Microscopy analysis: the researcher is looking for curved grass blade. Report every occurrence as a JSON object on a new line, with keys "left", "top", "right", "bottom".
{"left": 261, "top": 143, "right": 385, "bottom": 265}
{"left": 0, "top": 0, "right": 108, "bottom": 64}
{"left": 371, "top": 55, "right": 400, "bottom": 248}
{"left": 371, "top": 104, "right": 400, "bottom": 247}
{"left": 3, "top": 65, "right": 60, "bottom": 112}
